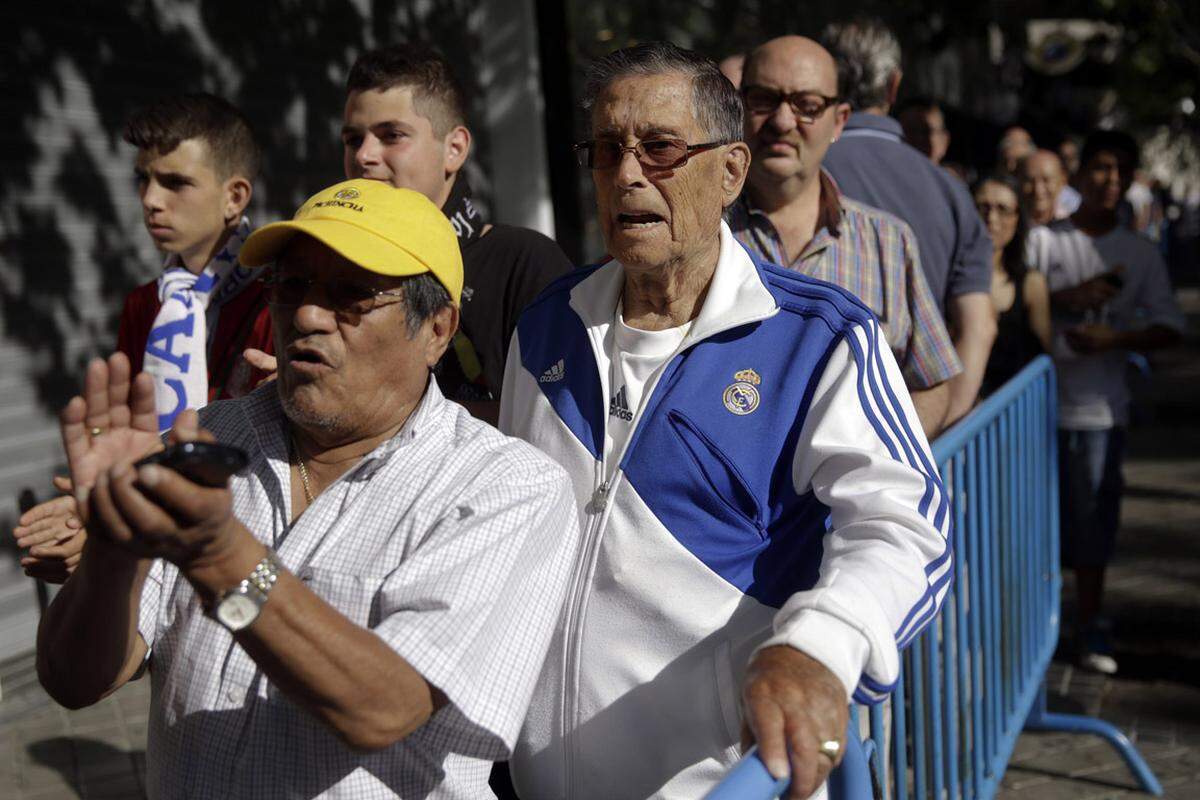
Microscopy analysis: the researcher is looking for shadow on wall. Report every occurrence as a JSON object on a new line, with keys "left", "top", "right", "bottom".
{"left": 0, "top": 1, "right": 488, "bottom": 423}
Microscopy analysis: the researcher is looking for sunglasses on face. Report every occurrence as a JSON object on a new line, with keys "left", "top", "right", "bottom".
{"left": 573, "top": 138, "right": 725, "bottom": 170}
{"left": 740, "top": 85, "right": 840, "bottom": 124}
{"left": 259, "top": 270, "right": 405, "bottom": 316}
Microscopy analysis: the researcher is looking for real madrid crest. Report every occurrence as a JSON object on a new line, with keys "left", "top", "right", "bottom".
{"left": 723, "top": 368, "right": 761, "bottom": 415}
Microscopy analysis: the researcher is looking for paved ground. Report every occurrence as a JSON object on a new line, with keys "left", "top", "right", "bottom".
{"left": 0, "top": 294, "right": 1197, "bottom": 799}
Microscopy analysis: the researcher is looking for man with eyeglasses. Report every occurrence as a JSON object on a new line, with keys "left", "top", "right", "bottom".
{"left": 35, "top": 179, "right": 581, "bottom": 799}
{"left": 500, "top": 42, "right": 950, "bottom": 800}
{"left": 728, "top": 36, "right": 961, "bottom": 437}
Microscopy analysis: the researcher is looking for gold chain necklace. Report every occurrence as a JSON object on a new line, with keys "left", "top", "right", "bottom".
{"left": 290, "top": 434, "right": 315, "bottom": 505}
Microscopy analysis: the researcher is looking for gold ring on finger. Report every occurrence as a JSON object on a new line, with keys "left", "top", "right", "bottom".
{"left": 90, "top": 427, "right": 104, "bottom": 437}
{"left": 818, "top": 739, "right": 841, "bottom": 760}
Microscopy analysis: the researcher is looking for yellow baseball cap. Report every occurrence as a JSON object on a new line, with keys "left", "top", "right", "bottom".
{"left": 239, "top": 179, "right": 463, "bottom": 305}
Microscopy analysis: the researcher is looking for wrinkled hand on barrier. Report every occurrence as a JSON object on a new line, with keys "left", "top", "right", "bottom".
{"left": 740, "top": 645, "right": 849, "bottom": 800}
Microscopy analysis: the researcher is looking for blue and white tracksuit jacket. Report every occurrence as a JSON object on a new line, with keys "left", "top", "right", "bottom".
{"left": 500, "top": 223, "right": 951, "bottom": 800}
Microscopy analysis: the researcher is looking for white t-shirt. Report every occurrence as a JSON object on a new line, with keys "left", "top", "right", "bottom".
{"left": 603, "top": 305, "right": 692, "bottom": 475}
{"left": 1026, "top": 219, "right": 1184, "bottom": 429}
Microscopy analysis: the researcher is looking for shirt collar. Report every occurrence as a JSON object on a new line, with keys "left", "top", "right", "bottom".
{"left": 841, "top": 111, "right": 904, "bottom": 140}
{"left": 736, "top": 169, "right": 845, "bottom": 242}
{"left": 568, "top": 220, "right": 778, "bottom": 343}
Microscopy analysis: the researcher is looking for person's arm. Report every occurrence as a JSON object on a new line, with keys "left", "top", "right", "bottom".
{"left": 36, "top": 536, "right": 153, "bottom": 708}
{"left": 895, "top": 224, "right": 962, "bottom": 438}
{"left": 86, "top": 407, "right": 580, "bottom": 756}
{"left": 741, "top": 322, "right": 951, "bottom": 797}
{"left": 1050, "top": 274, "right": 1120, "bottom": 313}
{"left": 910, "top": 381, "right": 950, "bottom": 438}
{"left": 944, "top": 291, "right": 998, "bottom": 425}
{"left": 1065, "top": 247, "right": 1185, "bottom": 355}
{"left": 1064, "top": 323, "right": 1180, "bottom": 355}
{"left": 1023, "top": 271, "right": 1053, "bottom": 352}
{"left": 86, "top": 444, "right": 441, "bottom": 751}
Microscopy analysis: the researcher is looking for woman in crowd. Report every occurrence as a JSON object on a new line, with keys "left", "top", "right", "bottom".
{"left": 974, "top": 174, "right": 1052, "bottom": 395}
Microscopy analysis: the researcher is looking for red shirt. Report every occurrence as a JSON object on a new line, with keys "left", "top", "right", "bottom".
{"left": 116, "top": 278, "right": 274, "bottom": 401}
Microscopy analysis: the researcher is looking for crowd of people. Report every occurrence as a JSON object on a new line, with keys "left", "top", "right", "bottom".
{"left": 8, "top": 14, "right": 1186, "bottom": 800}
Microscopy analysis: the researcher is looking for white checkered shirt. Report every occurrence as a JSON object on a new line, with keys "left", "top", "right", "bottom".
{"left": 136, "top": 380, "right": 580, "bottom": 798}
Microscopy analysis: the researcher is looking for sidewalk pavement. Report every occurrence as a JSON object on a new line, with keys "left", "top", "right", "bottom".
{"left": 1, "top": 295, "right": 1197, "bottom": 799}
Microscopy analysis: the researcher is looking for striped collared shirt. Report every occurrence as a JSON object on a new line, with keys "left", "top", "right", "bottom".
{"left": 136, "top": 380, "right": 580, "bottom": 798}
{"left": 727, "top": 173, "right": 962, "bottom": 388}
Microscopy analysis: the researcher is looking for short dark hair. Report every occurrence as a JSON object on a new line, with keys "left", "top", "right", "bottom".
{"left": 346, "top": 45, "right": 467, "bottom": 136}
{"left": 820, "top": 18, "right": 903, "bottom": 111}
{"left": 1079, "top": 129, "right": 1139, "bottom": 172}
{"left": 123, "top": 93, "right": 260, "bottom": 181}
{"left": 582, "top": 42, "right": 744, "bottom": 145}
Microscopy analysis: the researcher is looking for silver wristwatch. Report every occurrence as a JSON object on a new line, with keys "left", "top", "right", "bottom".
{"left": 211, "top": 549, "right": 282, "bottom": 632}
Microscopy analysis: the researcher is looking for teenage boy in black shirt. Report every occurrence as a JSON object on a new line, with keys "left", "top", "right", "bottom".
{"left": 247, "top": 45, "right": 571, "bottom": 422}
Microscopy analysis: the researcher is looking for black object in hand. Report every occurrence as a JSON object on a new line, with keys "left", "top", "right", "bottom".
{"left": 1102, "top": 271, "right": 1125, "bottom": 289}
{"left": 135, "top": 442, "right": 249, "bottom": 487}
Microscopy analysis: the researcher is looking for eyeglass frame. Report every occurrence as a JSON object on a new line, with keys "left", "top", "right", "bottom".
{"left": 258, "top": 268, "right": 408, "bottom": 316}
{"left": 740, "top": 85, "right": 842, "bottom": 124}
{"left": 572, "top": 138, "right": 727, "bottom": 170}
{"left": 975, "top": 202, "right": 1020, "bottom": 219}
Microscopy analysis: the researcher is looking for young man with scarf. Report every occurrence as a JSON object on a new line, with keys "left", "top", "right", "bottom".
{"left": 118, "top": 93, "right": 272, "bottom": 418}
{"left": 14, "top": 93, "right": 271, "bottom": 582}
{"left": 331, "top": 45, "right": 572, "bottom": 417}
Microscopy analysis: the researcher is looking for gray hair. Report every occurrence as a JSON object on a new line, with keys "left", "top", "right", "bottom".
{"left": 820, "top": 19, "right": 902, "bottom": 111}
{"left": 398, "top": 272, "right": 453, "bottom": 338}
{"left": 582, "top": 42, "right": 743, "bottom": 145}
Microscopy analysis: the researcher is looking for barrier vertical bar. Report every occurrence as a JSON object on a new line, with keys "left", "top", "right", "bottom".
{"left": 1021, "top": 393, "right": 1031, "bottom": 689}
{"left": 986, "top": 421, "right": 1002, "bottom": 771}
{"left": 945, "top": 453, "right": 965, "bottom": 798}
{"left": 869, "top": 703, "right": 887, "bottom": 796}
{"left": 911, "top": 641, "right": 928, "bottom": 800}
{"left": 893, "top": 666, "right": 909, "bottom": 800}
{"left": 927, "top": 624, "right": 944, "bottom": 800}
{"left": 967, "top": 434, "right": 986, "bottom": 798}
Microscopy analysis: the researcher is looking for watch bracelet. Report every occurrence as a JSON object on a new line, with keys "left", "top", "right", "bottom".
{"left": 232, "top": 548, "right": 281, "bottom": 600}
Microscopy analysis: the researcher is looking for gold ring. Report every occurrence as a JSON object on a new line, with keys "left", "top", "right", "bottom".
{"left": 818, "top": 739, "right": 841, "bottom": 760}
{"left": 89, "top": 427, "right": 104, "bottom": 437}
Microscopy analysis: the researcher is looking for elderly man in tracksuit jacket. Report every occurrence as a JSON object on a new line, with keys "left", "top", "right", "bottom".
{"left": 500, "top": 43, "right": 950, "bottom": 800}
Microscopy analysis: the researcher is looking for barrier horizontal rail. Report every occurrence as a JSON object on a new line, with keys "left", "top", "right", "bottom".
{"left": 708, "top": 356, "right": 1162, "bottom": 799}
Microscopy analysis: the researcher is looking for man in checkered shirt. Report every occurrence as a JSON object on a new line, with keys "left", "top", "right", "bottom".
{"left": 35, "top": 179, "right": 580, "bottom": 799}
{"left": 726, "top": 36, "right": 961, "bottom": 438}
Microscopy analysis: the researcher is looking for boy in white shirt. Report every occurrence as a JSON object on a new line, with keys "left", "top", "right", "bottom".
{"left": 1027, "top": 130, "right": 1184, "bottom": 674}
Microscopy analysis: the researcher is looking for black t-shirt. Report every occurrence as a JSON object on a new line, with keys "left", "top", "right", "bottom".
{"left": 434, "top": 224, "right": 573, "bottom": 401}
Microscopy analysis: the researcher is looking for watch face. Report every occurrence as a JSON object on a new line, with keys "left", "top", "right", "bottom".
{"left": 216, "top": 592, "right": 261, "bottom": 631}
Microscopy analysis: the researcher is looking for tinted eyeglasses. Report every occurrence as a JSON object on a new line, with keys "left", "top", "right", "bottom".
{"left": 259, "top": 270, "right": 405, "bottom": 316}
{"left": 573, "top": 138, "right": 725, "bottom": 170}
{"left": 741, "top": 85, "right": 840, "bottom": 124}
{"left": 975, "top": 202, "right": 1019, "bottom": 219}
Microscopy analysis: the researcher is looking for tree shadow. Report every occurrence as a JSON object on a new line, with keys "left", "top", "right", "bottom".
{"left": 3, "top": 2, "right": 488, "bottom": 428}
{"left": 26, "top": 735, "right": 146, "bottom": 799}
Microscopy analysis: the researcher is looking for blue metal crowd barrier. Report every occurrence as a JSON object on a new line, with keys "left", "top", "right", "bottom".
{"left": 708, "top": 356, "right": 1163, "bottom": 799}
